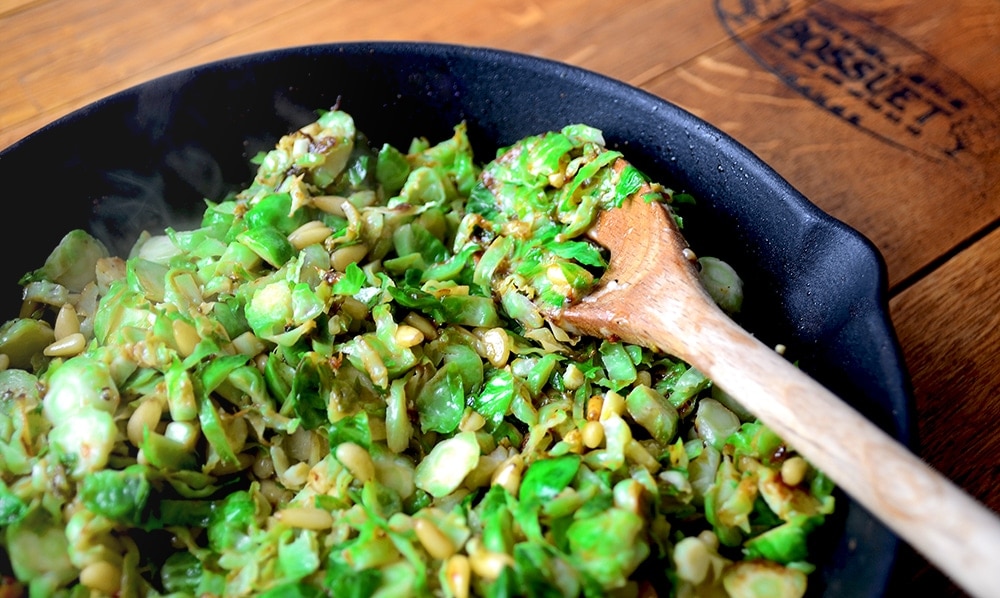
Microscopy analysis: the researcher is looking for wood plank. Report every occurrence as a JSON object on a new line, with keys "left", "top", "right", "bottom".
{"left": 0, "top": 0, "right": 317, "bottom": 132}
{"left": 642, "top": 0, "right": 1000, "bottom": 288}
{"left": 887, "top": 224, "right": 1000, "bottom": 598}
{"left": 0, "top": 0, "right": 751, "bottom": 149}
{"left": 889, "top": 225, "right": 1000, "bottom": 512}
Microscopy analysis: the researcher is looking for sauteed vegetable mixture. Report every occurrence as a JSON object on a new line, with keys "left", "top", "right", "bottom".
{"left": 0, "top": 110, "right": 834, "bottom": 597}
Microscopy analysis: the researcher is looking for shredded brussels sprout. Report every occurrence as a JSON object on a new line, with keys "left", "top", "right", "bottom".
{"left": 0, "top": 109, "right": 834, "bottom": 597}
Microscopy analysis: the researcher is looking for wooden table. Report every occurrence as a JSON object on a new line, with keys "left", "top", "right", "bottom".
{"left": 2, "top": 0, "right": 997, "bottom": 595}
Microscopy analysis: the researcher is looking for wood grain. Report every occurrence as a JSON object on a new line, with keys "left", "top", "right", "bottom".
{"left": 1, "top": 0, "right": 741, "bottom": 148}
{"left": 643, "top": 0, "right": 1000, "bottom": 289}
{"left": 887, "top": 225, "right": 1000, "bottom": 598}
{"left": 890, "top": 226, "right": 1000, "bottom": 512}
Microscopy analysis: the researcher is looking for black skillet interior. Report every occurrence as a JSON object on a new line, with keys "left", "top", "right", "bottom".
{"left": 0, "top": 42, "right": 914, "bottom": 596}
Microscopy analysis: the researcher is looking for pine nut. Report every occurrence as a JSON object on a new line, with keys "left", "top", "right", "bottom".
{"left": 635, "top": 370, "right": 652, "bottom": 388}
{"left": 259, "top": 478, "right": 293, "bottom": 505}
{"left": 275, "top": 507, "right": 334, "bottom": 530}
{"left": 562, "top": 428, "right": 584, "bottom": 454}
{"left": 54, "top": 304, "right": 81, "bottom": 340}
{"left": 613, "top": 478, "right": 645, "bottom": 513}
{"left": 673, "top": 536, "right": 710, "bottom": 584}
{"left": 280, "top": 461, "right": 311, "bottom": 488}
{"left": 403, "top": 312, "right": 438, "bottom": 341}
{"left": 459, "top": 410, "right": 486, "bottom": 433}
{"left": 288, "top": 220, "right": 332, "bottom": 249}
{"left": 340, "top": 297, "right": 370, "bottom": 321}
{"left": 79, "top": 560, "right": 122, "bottom": 595}
{"left": 445, "top": 554, "right": 471, "bottom": 598}
{"left": 331, "top": 243, "right": 369, "bottom": 273}
{"left": 43, "top": 332, "right": 86, "bottom": 357}
{"left": 313, "top": 195, "right": 351, "bottom": 217}
{"left": 586, "top": 396, "right": 603, "bottom": 421}
{"left": 582, "top": 420, "right": 604, "bottom": 449}
{"left": 781, "top": 456, "right": 809, "bottom": 486}
{"left": 171, "top": 318, "right": 200, "bottom": 357}
{"left": 414, "top": 518, "right": 456, "bottom": 560}
{"left": 491, "top": 454, "right": 524, "bottom": 496}
{"left": 394, "top": 325, "right": 425, "bottom": 348}
{"left": 468, "top": 546, "right": 514, "bottom": 580}
{"left": 127, "top": 399, "right": 163, "bottom": 447}
{"left": 698, "top": 530, "right": 720, "bottom": 551}
{"left": 336, "top": 442, "right": 375, "bottom": 484}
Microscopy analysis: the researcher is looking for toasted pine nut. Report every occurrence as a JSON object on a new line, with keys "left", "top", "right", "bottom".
{"left": 781, "top": 456, "right": 809, "bottom": 486}
{"left": 586, "top": 396, "right": 603, "bottom": 421}
{"left": 673, "top": 536, "right": 711, "bottom": 585}
{"left": 562, "top": 428, "right": 584, "bottom": 454}
{"left": 582, "top": 420, "right": 604, "bottom": 449}
{"left": 54, "top": 304, "right": 81, "bottom": 340}
{"left": 79, "top": 560, "right": 122, "bottom": 595}
{"left": 336, "top": 442, "right": 375, "bottom": 484}
{"left": 331, "top": 243, "right": 369, "bottom": 273}
{"left": 394, "top": 325, "right": 425, "bottom": 348}
{"left": 445, "top": 554, "right": 472, "bottom": 598}
{"left": 43, "top": 332, "right": 86, "bottom": 357}
{"left": 459, "top": 410, "right": 486, "bottom": 433}
{"left": 275, "top": 507, "right": 334, "bottom": 530}
{"left": 403, "top": 312, "right": 438, "bottom": 341}
{"left": 0, "top": 354, "right": 9, "bottom": 372}
{"left": 127, "top": 399, "right": 163, "bottom": 447}
{"left": 171, "top": 318, "right": 200, "bottom": 357}
{"left": 340, "top": 296, "right": 370, "bottom": 321}
{"left": 491, "top": 454, "right": 524, "bottom": 496}
{"left": 414, "top": 518, "right": 456, "bottom": 560}
{"left": 468, "top": 547, "right": 514, "bottom": 580}
{"left": 288, "top": 220, "right": 333, "bottom": 249}
{"left": 313, "top": 195, "right": 351, "bottom": 217}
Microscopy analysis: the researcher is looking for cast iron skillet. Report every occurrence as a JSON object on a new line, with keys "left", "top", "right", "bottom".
{"left": 0, "top": 42, "right": 914, "bottom": 596}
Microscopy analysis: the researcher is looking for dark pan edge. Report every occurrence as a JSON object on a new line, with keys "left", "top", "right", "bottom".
{"left": 0, "top": 41, "right": 916, "bottom": 597}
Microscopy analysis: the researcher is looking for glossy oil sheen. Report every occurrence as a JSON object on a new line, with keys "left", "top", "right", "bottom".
{"left": 0, "top": 42, "right": 914, "bottom": 597}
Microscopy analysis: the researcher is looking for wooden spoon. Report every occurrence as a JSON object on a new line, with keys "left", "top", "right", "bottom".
{"left": 552, "top": 174, "right": 1000, "bottom": 598}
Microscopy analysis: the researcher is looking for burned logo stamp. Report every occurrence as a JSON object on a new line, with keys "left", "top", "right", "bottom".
{"left": 716, "top": 0, "right": 999, "bottom": 167}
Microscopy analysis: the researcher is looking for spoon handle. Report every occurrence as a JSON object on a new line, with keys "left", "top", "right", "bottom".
{"left": 683, "top": 310, "right": 1000, "bottom": 598}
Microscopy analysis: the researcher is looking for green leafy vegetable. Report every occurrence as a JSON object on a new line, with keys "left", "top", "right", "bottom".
{"left": 0, "top": 109, "right": 829, "bottom": 598}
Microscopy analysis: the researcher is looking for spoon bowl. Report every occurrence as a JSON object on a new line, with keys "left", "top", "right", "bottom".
{"left": 557, "top": 187, "right": 1000, "bottom": 598}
